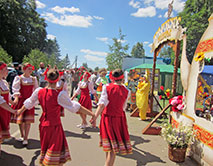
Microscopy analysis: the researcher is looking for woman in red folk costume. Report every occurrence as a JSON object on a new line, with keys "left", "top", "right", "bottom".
{"left": 91, "top": 69, "right": 132, "bottom": 166}
{"left": 71, "top": 71, "right": 98, "bottom": 129}
{"left": 0, "top": 62, "right": 18, "bottom": 156}
{"left": 56, "top": 70, "right": 68, "bottom": 117}
{"left": 11, "top": 63, "right": 38, "bottom": 145}
{"left": 17, "top": 68, "right": 94, "bottom": 166}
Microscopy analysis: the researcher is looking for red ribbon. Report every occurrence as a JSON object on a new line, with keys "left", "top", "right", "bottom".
{"left": 46, "top": 77, "right": 60, "bottom": 83}
{"left": 0, "top": 63, "right": 7, "bottom": 70}
{"left": 109, "top": 71, "right": 124, "bottom": 81}
{"left": 23, "top": 64, "right": 34, "bottom": 70}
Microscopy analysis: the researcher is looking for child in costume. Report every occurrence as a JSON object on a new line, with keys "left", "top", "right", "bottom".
{"left": 71, "top": 71, "right": 98, "bottom": 129}
{"left": 0, "top": 62, "right": 18, "bottom": 156}
{"left": 17, "top": 68, "right": 94, "bottom": 166}
{"left": 11, "top": 63, "right": 38, "bottom": 145}
{"left": 95, "top": 68, "right": 108, "bottom": 99}
{"left": 91, "top": 69, "right": 132, "bottom": 166}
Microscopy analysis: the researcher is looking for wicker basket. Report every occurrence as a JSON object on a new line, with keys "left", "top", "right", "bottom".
{"left": 168, "top": 145, "right": 187, "bottom": 163}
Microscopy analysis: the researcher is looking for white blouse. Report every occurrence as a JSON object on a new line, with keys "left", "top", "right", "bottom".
{"left": 75, "top": 81, "right": 96, "bottom": 95}
{"left": 0, "top": 79, "right": 10, "bottom": 104}
{"left": 24, "top": 88, "right": 80, "bottom": 113}
{"left": 98, "top": 84, "right": 130, "bottom": 111}
{"left": 56, "top": 79, "right": 68, "bottom": 93}
{"left": 12, "top": 75, "right": 38, "bottom": 96}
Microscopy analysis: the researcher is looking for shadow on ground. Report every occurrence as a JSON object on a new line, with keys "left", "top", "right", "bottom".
{"left": 118, "top": 134, "right": 166, "bottom": 166}
{"left": 2, "top": 138, "right": 40, "bottom": 150}
{"left": 64, "top": 130, "right": 91, "bottom": 139}
{"left": 29, "top": 150, "right": 40, "bottom": 166}
{"left": 0, "top": 151, "right": 26, "bottom": 166}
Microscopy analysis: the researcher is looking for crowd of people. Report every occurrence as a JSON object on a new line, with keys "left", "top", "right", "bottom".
{"left": 0, "top": 61, "right": 141, "bottom": 166}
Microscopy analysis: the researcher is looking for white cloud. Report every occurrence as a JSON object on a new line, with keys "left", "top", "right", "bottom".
{"left": 158, "top": 14, "right": 162, "bottom": 18}
{"left": 93, "top": 16, "right": 104, "bottom": 20}
{"left": 47, "top": 34, "right": 56, "bottom": 40}
{"left": 143, "top": 41, "right": 149, "bottom": 45}
{"left": 144, "top": 0, "right": 154, "bottom": 5}
{"left": 131, "top": 6, "right": 156, "bottom": 17}
{"left": 51, "top": 6, "right": 80, "bottom": 14}
{"left": 129, "top": 0, "right": 140, "bottom": 8}
{"left": 173, "top": 0, "right": 185, "bottom": 12}
{"left": 80, "top": 49, "right": 107, "bottom": 57}
{"left": 148, "top": 43, "right": 152, "bottom": 48}
{"left": 96, "top": 37, "right": 109, "bottom": 43}
{"left": 35, "top": 0, "right": 46, "bottom": 9}
{"left": 84, "top": 55, "right": 105, "bottom": 62}
{"left": 41, "top": 12, "right": 93, "bottom": 28}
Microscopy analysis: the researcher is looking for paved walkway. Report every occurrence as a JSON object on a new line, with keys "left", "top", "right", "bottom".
{"left": 1, "top": 104, "right": 198, "bottom": 166}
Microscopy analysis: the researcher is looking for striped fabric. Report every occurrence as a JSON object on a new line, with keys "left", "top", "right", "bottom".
{"left": 100, "top": 138, "right": 132, "bottom": 155}
{"left": 40, "top": 148, "right": 71, "bottom": 166}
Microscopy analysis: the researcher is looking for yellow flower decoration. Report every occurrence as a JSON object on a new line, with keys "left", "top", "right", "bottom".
{"left": 166, "top": 89, "right": 170, "bottom": 93}
{"left": 194, "top": 52, "right": 205, "bottom": 62}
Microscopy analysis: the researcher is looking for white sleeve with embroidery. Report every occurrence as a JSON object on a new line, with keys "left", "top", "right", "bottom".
{"left": 97, "top": 85, "right": 109, "bottom": 106}
{"left": 23, "top": 87, "right": 41, "bottom": 109}
{"left": 58, "top": 91, "right": 81, "bottom": 113}
{"left": 75, "top": 82, "right": 81, "bottom": 95}
{"left": 12, "top": 76, "right": 21, "bottom": 96}
{"left": 88, "top": 81, "right": 96, "bottom": 94}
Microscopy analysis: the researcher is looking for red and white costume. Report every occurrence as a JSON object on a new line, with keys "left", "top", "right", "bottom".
{"left": 0, "top": 79, "right": 11, "bottom": 142}
{"left": 23, "top": 87, "right": 80, "bottom": 165}
{"left": 98, "top": 83, "right": 132, "bottom": 155}
{"left": 75, "top": 81, "right": 96, "bottom": 110}
{"left": 11, "top": 75, "right": 38, "bottom": 124}
{"left": 56, "top": 79, "right": 68, "bottom": 117}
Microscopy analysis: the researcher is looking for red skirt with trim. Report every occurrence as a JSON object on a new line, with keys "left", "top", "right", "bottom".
{"left": 0, "top": 108, "right": 11, "bottom": 140}
{"left": 39, "top": 124, "right": 71, "bottom": 166}
{"left": 11, "top": 97, "right": 34, "bottom": 124}
{"left": 79, "top": 94, "right": 92, "bottom": 110}
{"left": 99, "top": 113, "right": 132, "bottom": 155}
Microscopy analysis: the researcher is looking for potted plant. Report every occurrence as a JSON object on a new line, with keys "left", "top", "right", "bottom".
{"left": 161, "top": 119, "right": 194, "bottom": 163}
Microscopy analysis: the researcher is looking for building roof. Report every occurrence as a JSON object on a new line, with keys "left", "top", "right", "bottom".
{"left": 127, "top": 63, "right": 180, "bottom": 73}
{"left": 122, "top": 57, "right": 166, "bottom": 71}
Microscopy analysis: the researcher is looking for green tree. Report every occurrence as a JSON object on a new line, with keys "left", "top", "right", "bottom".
{"left": 178, "top": 0, "right": 213, "bottom": 63}
{"left": 94, "top": 67, "right": 99, "bottom": 71}
{"left": 22, "top": 49, "right": 47, "bottom": 70}
{"left": 0, "top": 0, "right": 47, "bottom": 62}
{"left": 42, "top": 39, "right": 61, "bottom": 63}
{"left": 0, "top": 45, "right": 12, "bottom": 64}
{"left": 131, "top": 42, "right": 145, "bottom": 58}
{"left": 106, "top": 28, "right": 129, "bottom": 70}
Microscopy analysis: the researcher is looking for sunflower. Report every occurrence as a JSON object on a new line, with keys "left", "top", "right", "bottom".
{"left": 194, "top": 52, "right": 205, "bottom": 62}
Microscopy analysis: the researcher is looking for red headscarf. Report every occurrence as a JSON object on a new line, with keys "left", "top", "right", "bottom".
{"left": 0, "top": 63, "right": 7, "bottom": 70}
{"left": 84, "top": 72, "right": 91, "bottom": 80}
{"left": 109, "top": 71, "right": 124, "bottom": 81}
{"left": 23, "top": 64, "right": 35, "bottom": 70}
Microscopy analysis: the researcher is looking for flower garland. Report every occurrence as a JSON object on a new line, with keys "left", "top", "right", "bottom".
{"left": 169, "top": 95, "right": 185, "bottom": 112}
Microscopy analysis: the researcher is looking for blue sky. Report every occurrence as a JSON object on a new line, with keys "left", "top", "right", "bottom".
{"left": 35, "top": 0, "right": 186, "bottom": 69}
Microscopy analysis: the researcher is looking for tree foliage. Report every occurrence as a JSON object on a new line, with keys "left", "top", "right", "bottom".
{"left": 0, "top": 0, "right": 47, "bottom": 62}
{"left": 0, "top": 45, "right": 12, "bottom": 64}
{"left": 131, "top": 42, "right": 145, "bottom": 58}
{"left": 178, "top": 0, "right": 213, "bottom": 63}
{"left": 106, "top": 29, "right": 129, "bottom": 70}
{"left": 22, "top": 49, "right": 48, "bottom": 70}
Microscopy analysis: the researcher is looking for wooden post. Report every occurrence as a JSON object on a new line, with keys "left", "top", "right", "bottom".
{"left": 149, "top": 49, "right": 157, "bottom": 113}
{"left": 172, "top": 40, "right": 180, "bottom": 96}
